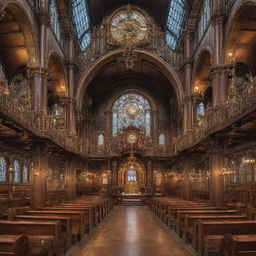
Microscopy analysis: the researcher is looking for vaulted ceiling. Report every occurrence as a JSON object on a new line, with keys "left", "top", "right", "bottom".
{"left": 87, "top": 0, "right": 170, "bottom": 28}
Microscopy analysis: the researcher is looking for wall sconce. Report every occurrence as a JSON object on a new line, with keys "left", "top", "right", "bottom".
{"left": 243, "top": 157, "right": 255, "bottom": 164}
{"left": 194, "top": 86, "right": 199, "bottom": 93}
{"left": 222, "top": 167, "right": 235, "bottom": 176}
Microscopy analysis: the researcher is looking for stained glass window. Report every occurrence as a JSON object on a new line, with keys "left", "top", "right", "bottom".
{"left": 127, "top": 169, "right": 137, "bottom": 181}
{"left": 13, "top": 160, "right": 21, "bottom": 183}
{"left": 0, "top": 157, "right": 6, "bottom": 182}
{"left": 71, "top": 0, "right": 91, "bottom": 50}
{"left": 197, "top": 102, "right": 205, "bottom": 116}
{"left": 23, "top": 165, "right": 29, "bottom": 183}
{"left": 198, "top": 0, "right": 211, "bottom": 40}
{"left": 98, "top": 134, "right": 104, "bottom": 145}
{"left": 166, "top": 0, "right": 186, "bottom": 49}
{"left": 49, "top": 0, "right": 61, "bottom": 41}
{"left": 112, "top": 93, "right": 151, "bottom": 136}
{"left": 159, "top": 134, "right": 165, "bottom": 145}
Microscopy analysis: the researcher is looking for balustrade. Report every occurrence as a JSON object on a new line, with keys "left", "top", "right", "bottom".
{"left": 175, "top": 78, "right": 256, "bottom": 151}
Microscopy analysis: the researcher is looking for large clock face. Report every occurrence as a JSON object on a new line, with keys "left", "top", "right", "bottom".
{"left": 110, "top": 10, "right": 148, "bottom": 45}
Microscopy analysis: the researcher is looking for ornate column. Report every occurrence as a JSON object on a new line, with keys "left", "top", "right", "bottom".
{"left": 66, "top": 33, "right": 76, "bottom": 134}
{"left": 183, "top": 160, "right": 192, "bottom": 200}
{"left": 152, "top": 110, "right": 159, "bottom": 140}
{"left": 209, "top": 149, "right": 225, "bottom": 206}
{"left": 65, "top": 161, "right": 76, "bottom": 201}
{"left": 31, "top": 143, "right": 48, "bottom": 209}
{"left": 111, "top": 159, "right": 118, "bottom": 192}
{"left": 183, "top": 30, "right": 194, "bottom": 131}
{"left": 32, "top": 7, "right": 49, "bottom": 112}
{"left": 105, "top": 111, "right": 112, "bottom": 140}
{"left": 211, "top": 1, "right": 228, "bottom": 106}
{"left": 146, "top": 159, "right": 153, "bottom": 194}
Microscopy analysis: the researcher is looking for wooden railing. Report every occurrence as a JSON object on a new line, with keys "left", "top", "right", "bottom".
{"left": 175, "top": 80, "right": 256, "bottom": 152}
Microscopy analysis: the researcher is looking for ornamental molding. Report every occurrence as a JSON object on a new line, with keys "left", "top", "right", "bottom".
{"left": 210, "top": 65, "right": 233, "bottom": 78}
{"left": 36, "top": 7, "right": 50, "bottom": 27}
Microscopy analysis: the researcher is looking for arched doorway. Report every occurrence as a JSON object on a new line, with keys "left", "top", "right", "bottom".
{"left": 118, "top": 158, "right": 146, "bottom": 194}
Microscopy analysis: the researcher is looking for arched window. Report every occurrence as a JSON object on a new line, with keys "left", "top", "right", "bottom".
{"left": 98, "top": 134, "right": 104, "bottom": 145}
{"left": 71, "top": 0, "right": 91, "bottom": 50}
{"left": 166, "top": 0, "right": 187, "bottom": 49}
{"left": 112, "top": 93, "right": 151, "bottom": 136}
{"left": 0, "top": 157, "right": 7, "bottom": 182}
{"left": 22, "top": 165, "right": 29, "bottom": 183}
{"left": 0, "top": 60, "right": 6, "bottom": 81}
{"left": 13, "top": 160, "right": 21, "bottom": 183}
{"left": 197, "top": 102, "right": 205, "bottom": 116}
{"left": 49, "top": 0, "right": 61, "bottom": 41}
{"left": 159, "top": 134, "right": 165, "bottom": 145}
{"left": 127, "top": 169, "right": 137, "bottom": 182}
{"left": 198, "top": 0, "right": 211, "bottom": 40}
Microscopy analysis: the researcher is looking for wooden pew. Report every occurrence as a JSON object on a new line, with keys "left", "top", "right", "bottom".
{"left": 220, "top": 234, "right": 256, "bottom": 256}
{"left": 168, "top": 206, "right": 221, "bottom": 227}
{"left": 15, "top": 215, "right": 72, "bottom": 251}
{"left": 0, "top": 220, "right": 62, "bottom": 256}
{"left": 175, "top": 209, "right": 238, "bottom": 236}
{"left": 183, "top": 214, "right": 247, "bottom": 245}
{"left": 0, "top": 235, "right": 28, "bottom": 256}
{"left": 52, "top": 203, "right": 97, "bottom": 227}
{"left": 26, "top": 210, "right": 85, "bottom": 240}
{"left": 38, "top": 206, "right": 93, "bottom": 232}
{"left": 197, "top": 220, "right": 256, "bottom": 256}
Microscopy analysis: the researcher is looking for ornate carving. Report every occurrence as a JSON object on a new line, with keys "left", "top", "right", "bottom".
{"left": 75, "top": 6, "right": 182, "bottom": 70}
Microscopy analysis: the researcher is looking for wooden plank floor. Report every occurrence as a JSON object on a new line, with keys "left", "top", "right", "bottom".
{"left": 67, "top": 206, "right": 198, "bottom": 256}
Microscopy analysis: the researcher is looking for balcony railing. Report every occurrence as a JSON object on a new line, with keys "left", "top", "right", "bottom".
{"left": 175, "top": 80, "right": 256, "bottom": 152}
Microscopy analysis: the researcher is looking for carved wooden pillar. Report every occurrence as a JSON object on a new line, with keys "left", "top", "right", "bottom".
{"left": 212, "top": 2, "right": 228, "bottom": 106}
{"left": 32, "top": 143, "right": 48, "bottom": 209}
{"left": 152, "top": 110, "right": 159, "bottom": 139}
{"left": 65, "top": 161, "right": 76, "bottom": 201}
{"left": 183, "top": 161, "right": 192, "bottom": 200}
{"left": 66, "top": 33, "right": 76, "bottom": 134}
{"left": 183, "top": 31, "right": 194, "bottom": 132}
{"left": 146, "top": 159, "right": 153, "bottom": 194}
{"left": 209, "top": 151, "right": 225, "bottom": 206}
{"left": 32, "top": 8, "right": 49, "bottom": 112}
{"left": 111, "top": 159, "right": 118, "bottom": 189}
{"left": 105, "top": 111, "right": 112, "bottom": 140}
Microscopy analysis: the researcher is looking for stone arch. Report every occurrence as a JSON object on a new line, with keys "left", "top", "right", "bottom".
{"left": 76, "top": 49, "right": 184, "bottom": 111}
{"left": 224, "top": 0, "right": 256, "bottom": 72}
{"left": 192, "top": 49, "right": 213, "bottom": 93}
{"left": 1, "top": 0, "right": 39, "bottom": 78}
{"left": 47, "top": 51, "right": 68, "bottom": 112}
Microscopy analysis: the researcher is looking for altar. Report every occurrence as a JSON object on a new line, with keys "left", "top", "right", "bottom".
{"left": 113, "top": 193, "right": 152, "bottom": 205}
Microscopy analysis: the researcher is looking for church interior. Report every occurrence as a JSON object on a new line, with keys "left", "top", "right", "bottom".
{"left": 1, "top": 0, "right": 256, "bottom": 255}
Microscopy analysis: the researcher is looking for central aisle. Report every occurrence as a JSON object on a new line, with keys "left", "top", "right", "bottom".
{"left": 68, "top": 206, "right": 197, "bottom": 256}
